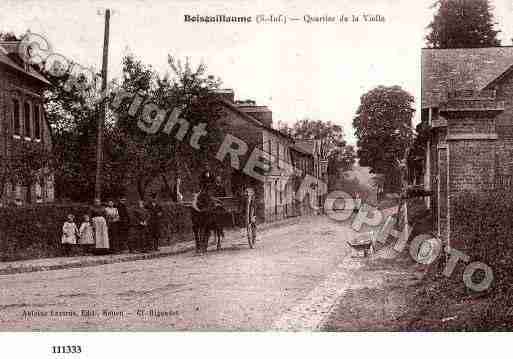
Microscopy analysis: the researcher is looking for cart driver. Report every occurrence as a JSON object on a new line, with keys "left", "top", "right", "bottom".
{"left": 245, "top": 187, "right": 257, "bottom": 225}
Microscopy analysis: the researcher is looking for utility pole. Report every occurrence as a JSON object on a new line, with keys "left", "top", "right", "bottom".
{"left": 94, "top": 8, "right": 110, "bottom": 200}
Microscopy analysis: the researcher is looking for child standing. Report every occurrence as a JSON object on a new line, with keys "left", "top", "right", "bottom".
{"left": 62, "top": 214, "right": 79, "bottom": 256}
{"left": 79, "top": 214, "right": 95, "bottom": 252}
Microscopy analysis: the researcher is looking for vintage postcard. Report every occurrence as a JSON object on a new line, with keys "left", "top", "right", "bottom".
{"left": 0, "top": 0, "right": 512, "bottom": 349}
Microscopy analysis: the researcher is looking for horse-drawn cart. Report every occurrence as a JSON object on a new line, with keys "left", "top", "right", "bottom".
{"left": 185, "top": 194, "right": 258, "bottom": 254}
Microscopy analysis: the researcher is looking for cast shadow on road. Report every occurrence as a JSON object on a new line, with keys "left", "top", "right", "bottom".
{"left": 190, "top": 244, "right": 253, "bottom": 257}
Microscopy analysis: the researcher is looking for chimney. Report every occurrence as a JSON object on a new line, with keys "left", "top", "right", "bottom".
{"left": 212, "top": 89, "right": 235, "bottom": 103}
{"left": 236, "top": 100, "right": 273, "bottom": 128}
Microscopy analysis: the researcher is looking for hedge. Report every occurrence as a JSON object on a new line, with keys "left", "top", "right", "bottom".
{"left": 0, "top": 202, "right": 199, "bottom": 262}
{"left": 451, "top": 190, "right": 513, "bottom": 294}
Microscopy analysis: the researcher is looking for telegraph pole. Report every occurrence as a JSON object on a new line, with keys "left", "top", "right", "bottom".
{"left": 94, "top": 8, "right": 110, "bottom": 200}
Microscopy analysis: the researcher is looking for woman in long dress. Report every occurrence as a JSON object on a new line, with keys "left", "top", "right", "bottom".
{"left": 91, "top": 198, "right": 109, "bottom": 254}
{"left": 79, "top": 214, "right": 95, "bottom": 253}
{"left": 105, "top": 200, "right": 120, "bottom": 252}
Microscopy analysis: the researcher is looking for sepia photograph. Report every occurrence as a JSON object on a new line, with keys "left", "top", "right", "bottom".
{"left": 0, "top": 0, "right": 512, "bottom": 347}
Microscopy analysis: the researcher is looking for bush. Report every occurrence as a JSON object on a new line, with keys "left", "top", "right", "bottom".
{"left": 153, "top": 202, "right": 194, "bottom": 246}
{"left": 0, "top": 201, "right": 200, "bottom": 262}
{"left": 0, "top": 203, "right": 91, "bottom": 261}
{"left": 451, "top": 190, "right": 513, "bottom": 295}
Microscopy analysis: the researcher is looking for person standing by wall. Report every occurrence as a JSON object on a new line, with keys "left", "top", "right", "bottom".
{"left": 133, "top": 199, "right": 150, "bottom": 253}
{"left": 79, "top": 214, "right": 95, "bottom": 253}
{"left": 62, "top": 214, "right": 78, "bottom": 256}
{"left": 117, "top": 197, "right": 130, "bottom": 252}
{"left": 105, "top": 200, "right": 120, "bottom": 252}
{"left": 148, "top": 194, "right": 163, "bottom": 252}
{"left": 91, "top": 198, "right": 109, "bottom": 254}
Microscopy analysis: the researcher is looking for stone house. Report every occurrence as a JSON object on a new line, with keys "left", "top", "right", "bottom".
{"left": 0, "top": 41, "right": 54, "bottom": 205}
{"left": 213, "top": 91, "right": 301, "bottom": 223}
{"left": 291, "top": 139, "right": 328, "bottom": 214}
{"left": 290, "top": 141, "right": 317, "bottom": 216}
{"left": 421, "top": 47, "right": 513, "bottom": 248}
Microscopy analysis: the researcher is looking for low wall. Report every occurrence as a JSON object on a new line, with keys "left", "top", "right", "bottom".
{"left": 0, "top": 202, "right": 196, "bottom": 262}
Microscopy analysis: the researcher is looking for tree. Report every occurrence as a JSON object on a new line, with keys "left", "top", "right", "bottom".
{"left": 426, "top": 0, "right": 501, "bottom": 48}
{"left": 328, "top": 145, "right": 356, "bottom": 174}
{"left": 281, "top": 118, "right": 345, "bottom": 151}
{"left": 43, "top": 59, "right": 111, "bottom": 201}
{"left": 407, "top": 120, "right": 431, "bottom": 185}
{"left": 327, "top": 145, "right": 356, "bottom": 188}
{"left": 353, "top": 85, "right": 415, "bottom": 191}
{"left": 112, "top": 54, "right": 224, "bottom": 199}
{"left": 278, "top": 118, "right": 355, "bottom": 188}
{"left": 278, "top": 118, "right": 348, "bottom": 158}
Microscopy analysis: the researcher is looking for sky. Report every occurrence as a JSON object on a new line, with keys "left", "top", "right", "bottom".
{"left": 2, "top": 0, "right": 513, "bottom": 145}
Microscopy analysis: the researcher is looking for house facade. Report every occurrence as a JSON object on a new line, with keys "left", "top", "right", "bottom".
{"left": 291, "top": 139, "right": 327, "bottom": 214}
{"left": 212, "top": 91, "right": 295, "bottom": 222}
{"left": 211, "top": 90, "right": 322, "bottom": 223}
{"left": 290, "top": 141, "right": 317, "bottom": 217}
{"left": 0, "top": 41, "right": 54, "bottom": 205}
{"left": 421, "top": 47, "right": 513, "bottom": 249}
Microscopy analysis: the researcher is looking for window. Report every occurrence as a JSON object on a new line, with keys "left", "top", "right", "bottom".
{"left": 271, "top": 141, "right": 276, "bottom": 163}
{"left": 34, "top": 105, "right": 41, "bottom": 140}
{"left": 24, "top": 102, "right": 31, "bottom": 138}
{"left": 12, "top": 99, "right": 20, "bottom": 136}
{"left": 276, "top": 142, "right": 280, "bottom": 169}
{"left": 263, "top": 134, "right": 270, "bottom": 154}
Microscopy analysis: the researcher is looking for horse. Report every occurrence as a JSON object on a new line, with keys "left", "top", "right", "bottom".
{"left": 190, "top": 196, "right": 228, "bottom": 253}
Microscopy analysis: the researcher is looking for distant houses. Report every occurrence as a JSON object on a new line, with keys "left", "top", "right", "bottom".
{"left": 0, "top": 41, "right": 54, "bottom": 205}
{"left": 420, "top": 47, "right": 513, "bottom": 248}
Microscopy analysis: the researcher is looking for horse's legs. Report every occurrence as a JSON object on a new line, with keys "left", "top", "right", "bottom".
{"left": 202, "top": 227, "right": 209, "bottom": 253}
{"left": 191, "top": 223, "right": 197, "bottom": 253}
{"left": 216, "top": 228, "right": 221, "bottom": 250}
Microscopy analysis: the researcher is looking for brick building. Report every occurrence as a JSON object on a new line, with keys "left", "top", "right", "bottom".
{"left": 421, "top": 47, "right": 513, "bottom": 248}
{"left": 0, "top": 41, "right": 54, "bottom": 205}
{"left": 214, "top": 90, "right": 310, "bottom": 223}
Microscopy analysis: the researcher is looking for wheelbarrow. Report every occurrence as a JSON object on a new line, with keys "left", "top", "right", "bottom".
{"left": 347, "top": 232, "right": 374, "bottom": 258}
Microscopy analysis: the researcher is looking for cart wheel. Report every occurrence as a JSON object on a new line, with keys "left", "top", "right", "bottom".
{"left": 247, "top": 223, "right": 256, "bottom": 248}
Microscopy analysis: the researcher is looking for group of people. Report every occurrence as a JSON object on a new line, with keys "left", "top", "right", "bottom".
{"left": 59, "top": 171, "right": 256, "bottom": 257}
{"left": 61, "top": 195, "right": 163, "bottom": 256}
